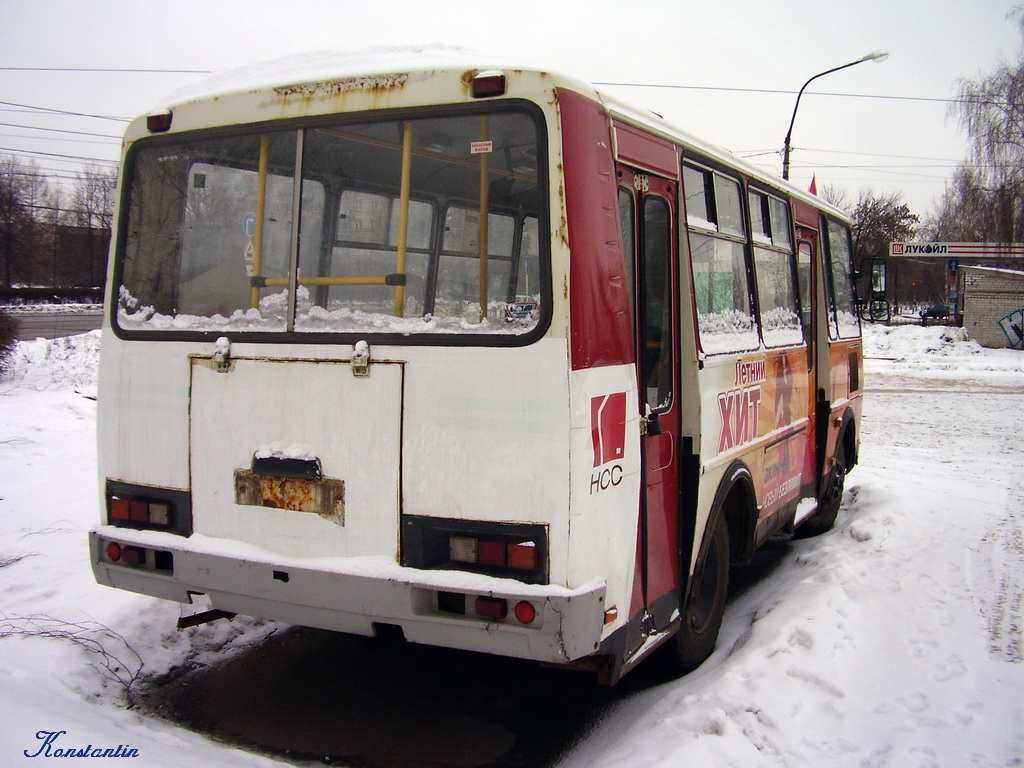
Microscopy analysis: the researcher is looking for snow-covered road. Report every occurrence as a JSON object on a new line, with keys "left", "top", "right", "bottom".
{"left": 1, "top": 325, "right": 1021, "bottom": 767}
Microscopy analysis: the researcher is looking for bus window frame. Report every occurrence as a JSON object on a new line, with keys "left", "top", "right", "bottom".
{"left": 747, "top": 185, "right": 804, "bottom": 350}
{"left": 110, "top": 99, "right": 553, "bottom": 348}
{"left": 681, "top": 157, "right": 758, "bottom": 357}
{"left": 820, "top": 214, "right": 861, "bottom": 341}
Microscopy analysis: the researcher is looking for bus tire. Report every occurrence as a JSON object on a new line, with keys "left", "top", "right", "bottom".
{"left": 667, "top": 511, "right": 730, "bottom": 672}
{"left": 797, "top": 442, "right": 847, "bottom": 538}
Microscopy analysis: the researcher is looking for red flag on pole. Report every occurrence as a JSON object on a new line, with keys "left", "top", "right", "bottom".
{"left": 808, "top": 175, "right": 818, "bottom": 195}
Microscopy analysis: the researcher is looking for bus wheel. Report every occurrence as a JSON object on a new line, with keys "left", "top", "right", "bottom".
{"left": 668, "top": 512, "right": 730, "bottom": 672}
{"left": 798, "top": 444, "right": 847, "bottom": 538}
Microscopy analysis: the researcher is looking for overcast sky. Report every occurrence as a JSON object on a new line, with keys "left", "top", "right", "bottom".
{"left": 2, "top": 0, "right": 1022, "bottom": 219}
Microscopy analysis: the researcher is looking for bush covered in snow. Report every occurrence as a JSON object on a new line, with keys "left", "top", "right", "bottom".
{"left": 0, "top": 308, "right": 18, "bottom": 376}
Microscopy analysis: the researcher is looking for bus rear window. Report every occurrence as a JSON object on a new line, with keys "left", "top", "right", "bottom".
{"left": 116, "top": 107, "right": 547, "bottom": 341}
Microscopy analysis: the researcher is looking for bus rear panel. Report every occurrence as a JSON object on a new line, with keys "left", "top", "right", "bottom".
{"left": 90, "top": 50, "right": 861, "bottom": 684}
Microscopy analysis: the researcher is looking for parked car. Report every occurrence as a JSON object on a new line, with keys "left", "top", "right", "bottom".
{"left": 920, "top": 303, "right": 953, "bottom": 325}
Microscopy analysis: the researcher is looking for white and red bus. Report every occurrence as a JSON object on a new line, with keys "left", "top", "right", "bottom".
{"left": 90, "top": 49, "right": 862, "bottom": 684}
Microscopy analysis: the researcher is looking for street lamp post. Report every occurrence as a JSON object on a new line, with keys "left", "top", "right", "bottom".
{"left": 782, "top": 51, "right": 889, "bottom": 181}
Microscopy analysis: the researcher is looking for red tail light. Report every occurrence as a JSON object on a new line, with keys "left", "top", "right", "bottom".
{"left": 105, "top": 482, "right": 191, "bottom": 536}
{"left": 110, "top": 498, "right": 131, "bottom": 520}
{"left": 514, "top": 601, "right": 537, "bottom": 624}
{"left": 106, "top": 541, "right": 144, "bottom": 564}
{"left": 471, "top": 70, "right": 506, "bottom": 98}
{"left": 129, "top": 500, "right": 149, "bottom": 522}
{"left": 475, "top": 597, "right": 507, "bottom": 619}
{"left": 102, "top": 539, "right": 173, "bottom": 572}
{"left": 146, "top": 111, "right": 172, "bottom": 132}
{"left": 477, "top": 540, "right": 506, "bottom": 567}
{"left": 120, "top": 546, "right": 145, "bottom": 565}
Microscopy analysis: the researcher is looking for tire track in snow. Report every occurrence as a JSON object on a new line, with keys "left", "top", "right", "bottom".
{"left": 975, "top": 508, "right": 1024, "bottom": 663}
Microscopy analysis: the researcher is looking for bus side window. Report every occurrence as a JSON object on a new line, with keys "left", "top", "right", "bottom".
{"left": 683, "top": 162, "right": 757, "bottom": 355}
{"left": 822, "top": 218, "right": 860, "bottom": 340}
{"left": 642, "top": 196, "right": 673, "bottom": 412}
{"left": 750, "top": 189, "right": 802, "bottom": 348}
{"left": 797, "top": 241, "right": 813, "bottom": 332}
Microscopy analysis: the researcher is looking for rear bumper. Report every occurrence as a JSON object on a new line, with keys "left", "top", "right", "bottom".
{"left": 89, "top": 526, "right": 606, "bottom": 664}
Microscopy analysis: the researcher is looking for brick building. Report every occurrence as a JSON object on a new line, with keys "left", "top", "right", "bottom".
{"left": 959, "top": 266, "right": 1024, "bottom": 349}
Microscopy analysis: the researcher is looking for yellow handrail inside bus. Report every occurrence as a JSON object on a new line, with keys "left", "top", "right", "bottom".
{"left": 478, "top": 115, "right": 489, "bottom": 322}
{"left": 394, "top": 121, "right": 413, "bottom": 317}
{"left": 260, "top": 276, "right": 391, "bottom": 287}
{"left": 250, "top": 134, "right": 270, "bottom": 309}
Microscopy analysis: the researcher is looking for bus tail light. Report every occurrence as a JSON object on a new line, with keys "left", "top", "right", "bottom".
{"left": 403, "top": 516, "right": 548, "bottom": 584}
{"left": 102, "top": 539, "right": 173, "bottom": 572}
{"left": 449, "top": 536, "right": 538, "bottom": 572}
{"left": 514, "top": 601, "right": 537, "bottom": 624}
{"left": 438, "top": 592, "right": 539, "bottom": 626}
{"left": 475, "top": 597, "right": 507, "bottom": 619}
{"left": 106, "top": 481, "right": 192, "bottom": 536}
{"left": 146, "top": 111, "right": 172, "bottom": 132}
{"left": 471, "top": 70, "right": 506, "bottom": 98}
{"left": 110, "top": 497, "right": 171, "bottom": 526}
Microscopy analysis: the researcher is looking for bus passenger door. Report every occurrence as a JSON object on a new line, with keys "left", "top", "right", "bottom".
{"left": 618, "top": 167, "right": 681, "bottom": 653}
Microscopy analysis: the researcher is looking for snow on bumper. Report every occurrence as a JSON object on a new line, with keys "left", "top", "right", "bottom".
{"left": 89, "top": 527, "right": 607, "bottom": 664}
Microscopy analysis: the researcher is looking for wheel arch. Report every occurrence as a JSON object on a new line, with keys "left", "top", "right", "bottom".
{"left": 707, "top": 460, "right": 758, "bottom": 564}
{"left": 840, "top": 406, "right": 858, "bottom": 469}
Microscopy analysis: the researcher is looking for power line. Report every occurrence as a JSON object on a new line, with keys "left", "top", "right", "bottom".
{"left": 0, "top": 66, "right": 209, "bottom": 74}
{"left": 0, "top": 146, "right": 118, "bottom": 165}
{"left": 594, "top": 81, "right": 959, "bottom": 105}
{"left": 0, "top": 100, "right": 129, "bottom": 122}
{"left": 0, "top": 121, "right": 121, "bottom": 139}
{"left": 739, "top": 146, "right": 963, "bottom": 163}
{"left": 0, "top": 132, "right": 115, "bottom": 147}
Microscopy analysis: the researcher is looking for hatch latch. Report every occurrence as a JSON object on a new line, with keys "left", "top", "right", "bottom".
{"left": 212, "top": 336, "right": 231, "bottom": 373}
{"left": 351, "top": 340, "right": 370, "bottom": 377}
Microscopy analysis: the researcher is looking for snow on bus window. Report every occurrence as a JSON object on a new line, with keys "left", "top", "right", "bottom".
{"left": 689, "top": 232, "right": 759, "bottom": 354}
{"left": 117, "top": 108, "right": 546, "bottom": 339}
{"left": 749, "top": 189, "right": 801, "bottom": 348}
{"left": 753, "top": 246, "right": 803, "bottom": 348}
{"left": 683, "top": 161, "right": 758, "bottom": 354}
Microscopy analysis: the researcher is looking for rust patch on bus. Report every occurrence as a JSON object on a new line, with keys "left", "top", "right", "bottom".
{"left": 273, "top": 73, "right": 409, "bottom": 99}
{"left": 234, "top": 469, "right": 345, "bottom": 525}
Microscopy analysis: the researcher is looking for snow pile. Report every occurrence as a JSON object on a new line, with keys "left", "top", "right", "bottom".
{"left": 865, "top": 322, "right": 1024, "bottom": 387}
{"left": 3, "top": 330, "right": 100, "bottom": 393}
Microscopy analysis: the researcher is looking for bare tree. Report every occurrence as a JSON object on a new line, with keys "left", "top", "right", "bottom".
{"left": 0, "top": 155, "right": 42, "bottom": 288}
{"left": 68, "top": 165, "right": 117, "bottom": 286}
{"left": 820, "top": 184, "right": 851, "bottom": 213}
{"left": 851, "top": 190, "right": 919, "bottom": 262}
{"left": 70, "top": 164, "right": 117, "bottom": 231}
{"left": 942, "top": 6, "right": 1024, "bottom": 242}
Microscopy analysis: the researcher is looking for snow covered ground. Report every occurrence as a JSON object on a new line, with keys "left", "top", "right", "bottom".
{"left": 0, "top": 324, "right": 1021, "bottom": 767}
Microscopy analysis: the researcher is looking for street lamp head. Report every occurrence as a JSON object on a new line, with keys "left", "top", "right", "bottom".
{"left": 781, "top": 50, "right": 889, "bottom": 180}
